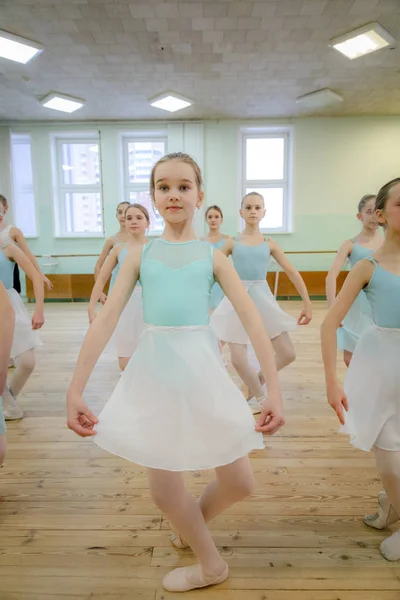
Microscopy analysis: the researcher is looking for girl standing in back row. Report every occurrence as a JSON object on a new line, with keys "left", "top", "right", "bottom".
{"left": 201, "top": 205, "right": 230, "bottom": 313}
{"left": 89, "top": 204, "right": 148, "bottom": 370}
{"left": 211, "top": 191, "right": 312, "bottom": 412}
{"left": 326, "top": 194, "right": 382, "bottom": 366}
{"left": 94, "top": 201, "right": 132, "bottom": 302}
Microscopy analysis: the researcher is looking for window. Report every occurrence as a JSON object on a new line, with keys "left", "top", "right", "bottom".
{"left": 10, "top": 134, "right": 37, "bottom": 237}
{"left": 241, "top": 128, "right": 293, "bottom": 233}
{"left": 53, "top": 136, "right": 103, "bottom": 236}
{"left": 122, "top": 134, "right": 167, "bottom": 235}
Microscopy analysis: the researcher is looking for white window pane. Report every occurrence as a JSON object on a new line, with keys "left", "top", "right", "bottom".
{"left": 127, "top": 141, "right": 165, "bottom": 183}
{"left": 13, "top": 192, "right": 37, "bottom": 237}
{"left": 246, "top": 137, "right": 284, "bottom": 181}
{"left": 11, "top": 138, "right": 37, "bottom": 236}
{"left": 12, "top": 142, "right": 34, "bottom": 190}
{"left": 64, "top": 192, "right": 102, "bottom": 233}
{"left": 245, "top": 188, "right": 283, "bottom": 229}
{"left": 61, "top": 143, "right": 100, "bottom": 185}
{"left": 129, "top": 191, "right": 164, "bottom": 234}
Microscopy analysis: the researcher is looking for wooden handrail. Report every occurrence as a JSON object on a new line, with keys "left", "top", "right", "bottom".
{"left": 34, "top": 249, "right": 338, "bottom": 258}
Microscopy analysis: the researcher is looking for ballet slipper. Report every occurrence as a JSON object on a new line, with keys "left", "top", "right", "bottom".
{"left": 380, "top": 531, "right": 400, "bottom": 561}
{"left": 363, "top": 491, "right": 400, "bottom": 530}
{"left": 3, "top": 388, "right": 23, "bottom": 421}
{"left": 162, "top": 563, "right": 229, "bottom": 592}
{"left": 170, "top": 532, "right": 190, "bottom": 550}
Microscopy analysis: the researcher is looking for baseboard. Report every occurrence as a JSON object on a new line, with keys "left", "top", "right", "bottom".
{"left": 26, "top": 271, "right": 347, "bottom": 301}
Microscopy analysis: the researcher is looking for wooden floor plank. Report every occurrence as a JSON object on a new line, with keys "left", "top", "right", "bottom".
{"left": 1, "top": 302, "right": 396, "bottom": 599}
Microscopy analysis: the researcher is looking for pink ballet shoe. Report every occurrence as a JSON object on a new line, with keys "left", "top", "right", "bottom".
{"left": 380, "top": 531, "right": 400, "bottom": 561}
{"left": 363, "top": 492, "right": 400, "bottom": 530}
{"left": 3, "top": 388, "right": 23, "bottom": 421}
{"left": 170, "top": 532, "right": 189, "bottom": 550}
{"left": 162, "top": 563, "right": 229, "bottom": 592}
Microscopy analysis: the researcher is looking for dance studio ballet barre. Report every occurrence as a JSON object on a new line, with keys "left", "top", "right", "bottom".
{"left": 30, "top": 249, "right": 341, "bottom": 300}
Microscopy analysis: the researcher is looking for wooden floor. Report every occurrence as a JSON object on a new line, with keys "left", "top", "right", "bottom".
{"left": 1, "top": 302, "right": 399, "bottom": 600}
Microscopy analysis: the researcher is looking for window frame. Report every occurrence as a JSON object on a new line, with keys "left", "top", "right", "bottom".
{"left": 240, "top": 126, "right": 293, "bottom": 234}
{"left": 10, "top": 133, "right": 38, "bottom": 239}
{"left": 52, "top": 132, "right": 104, "bottom": 238}
{"left": 120, "top": 131, "right": 168, "bottom": 237}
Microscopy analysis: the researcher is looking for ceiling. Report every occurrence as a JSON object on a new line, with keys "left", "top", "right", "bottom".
{"left": 0, "top": 0, "right": 399, "bottom": 121}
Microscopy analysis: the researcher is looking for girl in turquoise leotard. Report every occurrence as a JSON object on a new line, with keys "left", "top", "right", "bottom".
{"left": 211, "top": 192, "right": 312, "bottom": 408}
{"left": 326, "top": 194, "right": 383, "bottom": 366}
{"left": 67, "top": 153, "right": 284, "bottom": 594}
{"left": 322, "top": 178, "right": 400, "bottom": 563}
{"left": 94, "top": 201, "right": 132, "bottom": 299}
{"left": 201, "top": 205, "right": 230, "bottom": 312}
{"left": 89, "top": 204, "right": 148, "bottom": 371}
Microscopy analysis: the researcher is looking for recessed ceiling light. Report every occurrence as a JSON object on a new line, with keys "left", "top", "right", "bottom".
{"left": 149, "top": 92, "right": 192, "bottom": 113}
{"left": 0, "top": 29, "right": 43, "bottom": 64}
{"left": 296, "top": 88, "right": 344, "bottom": 109}
{"left": 329, "top": 22, "right": 394, "bottom": 60}
{"left": 40, "top": 92, "right": 85, "bottom": 113}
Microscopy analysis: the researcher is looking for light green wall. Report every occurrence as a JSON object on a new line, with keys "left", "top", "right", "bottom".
{"left": 204, "top": 117, "right": 399, "bottom": 269}
{"left": 2, "top": 116, "right": 399, "bottom": 279}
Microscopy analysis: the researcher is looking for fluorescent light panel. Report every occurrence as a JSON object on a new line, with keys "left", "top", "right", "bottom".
{"left": 0, "top": 29, "right": 43, "bottom": 64}
{"left": 149, "top": 92, "right": 192, "bottom": 113}
{"left": 296, "top": 88, "right": 343, "bottom": 108}
{"left": 330, "top": 22, "right": 394, "bottom": 59}
{"left": 40, "top": 93, "right": 85, "bottom": 113}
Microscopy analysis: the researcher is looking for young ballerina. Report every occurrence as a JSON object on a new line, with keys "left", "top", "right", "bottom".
{"left": 94, "top": 201, "right": 132, "bottom": 300}
{"left": 211, "top": 191, "right": 312, "bottom": 410}
{"left": 326, "top": 194, "right": 382, "bottom": 367}
{"left": 0, "top": 194, "right": 53, "bottom": 292}
{"left": 201, "top": 206, "right": 230, "bottom": 312}
{"left": 0, "top": 282, "right": 15, "bottom": 466}
{"left": 0, "top": 241, "right": 44, "bottom": 420}
{"left": 89, "top": 204, "right": 148, "bottom": 370}
{"left": 66, "top": 152, "right": 285, "bottom": 593}
{"left": 321, "top": 177, "right": 400, "bottom": 561}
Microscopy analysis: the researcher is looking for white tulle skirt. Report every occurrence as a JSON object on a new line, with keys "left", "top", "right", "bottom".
{"left": 340, "top": 325, "right": 400, "bottom": 452}
{"left": 114, "top": 286, "right": 144, "bottom": 358}
{"left": 94, "top": 324, "right": 264, "bottom": 470}
{"left": 337, "top": 290, "right": 373, "bottom": 353}
{"left": 7, "top": 289, "right": 41, "bottom": 359}
{"left": 210, "top": 280, "right": 297, "bottom": 343}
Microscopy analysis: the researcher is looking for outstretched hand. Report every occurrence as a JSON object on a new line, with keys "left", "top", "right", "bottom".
{"left": 67, "top": 394, "right": 98, "bottom": 437}
{"left": 255, "top": 397, "right": 285, "bottom": 435}
{"left": 297, "top": 303, "right": 312, "bottom": 326}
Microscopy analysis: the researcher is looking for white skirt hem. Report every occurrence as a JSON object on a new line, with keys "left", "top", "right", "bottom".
{"left": 211, "top": 280, "right": 297, "bottom": 344}
{"left": 340, "top": 325, "right": 400, "bottom": 453}
{"left": 337, "top": 290, "right": 373, "bottom": 353}
{"left": 93, "top": 324, "right": 264, "bottom": 470}
{"left": 93, "top": 439, "right": 264, "bottom": 472}
{"left": 7, "top": 289, "right": 41, "bottom": 358}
